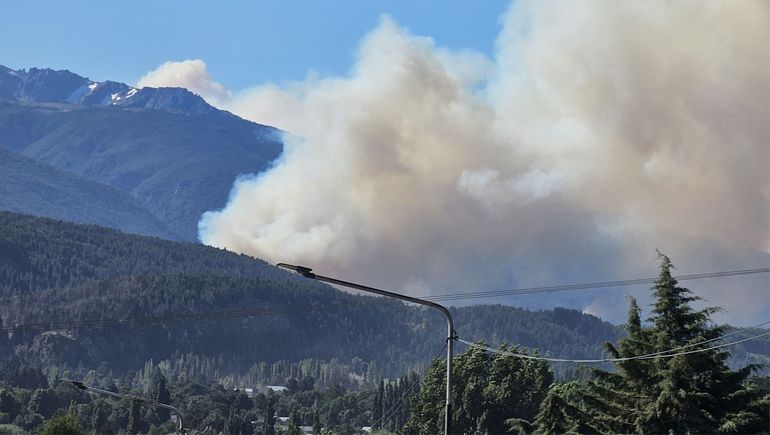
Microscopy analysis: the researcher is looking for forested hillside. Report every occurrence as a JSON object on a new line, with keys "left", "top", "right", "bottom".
{"left": 0, "top": 211, "right": 279, "bottom": 294}
{"left": 0, "top": 212, "right": 634, "bottom": 381}
{"left": 1, "top": 212, "right": 766, "bottom": 387}
{"left": 0, "top": 148, "right": 176, "bottom": 240}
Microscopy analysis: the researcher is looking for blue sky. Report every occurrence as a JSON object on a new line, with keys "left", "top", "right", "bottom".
{"left": 1, "top": 0, "right": 509, "bottom": 90}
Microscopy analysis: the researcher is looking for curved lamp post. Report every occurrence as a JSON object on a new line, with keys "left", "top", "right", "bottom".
{"left": 62, "top": 379, "right": 184, "bottom": 434}
{"left": 277, "top": 263, "right": 457, "bottom": 435}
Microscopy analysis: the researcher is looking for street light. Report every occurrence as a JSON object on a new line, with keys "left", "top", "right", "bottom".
{"left": 62, "top": 379, "right": 184, "bottom": 434}
{"left": 277, "top": 263, "right": 457, "bottom": 435}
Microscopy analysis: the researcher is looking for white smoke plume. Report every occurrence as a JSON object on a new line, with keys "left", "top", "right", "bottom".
{"left": 137, "top": 59, "right": 232, "bottom": 107}
{"left": 187, "top": 1, "right": 767, "bottom": 324}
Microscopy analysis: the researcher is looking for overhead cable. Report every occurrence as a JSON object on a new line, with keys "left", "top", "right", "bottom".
{"left": 1, "top": 267, "right": 766, "bottom": 333}
{"left": 634, "top": 319, "right": 770, "bottom": 356}
{"left": 458, "top": 329, "right": 770, "bottom": 363}
{"left": 424, "top": 268, "right": 770, "bottom": 302}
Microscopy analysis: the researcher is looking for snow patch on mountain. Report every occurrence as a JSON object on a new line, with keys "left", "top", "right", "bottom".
{"left": 0, "top": 65, "right": 220, "bottom": 116}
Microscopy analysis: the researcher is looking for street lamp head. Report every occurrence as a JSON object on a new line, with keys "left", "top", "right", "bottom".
{"left": 61, "top": 379, "right": 87, "bottom": 390}
{"left": 276, "top": 263, "right": 316, "bottom": 278}
{"left": 61, "top": 379, "right": 185, "bottom": 434}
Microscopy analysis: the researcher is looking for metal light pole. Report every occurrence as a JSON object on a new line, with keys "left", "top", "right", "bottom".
{"left": 277, "top": 263, "right": 457, "bottom": 435}
{"left": 62, "top": 379, "right": 184, "bottom": 434}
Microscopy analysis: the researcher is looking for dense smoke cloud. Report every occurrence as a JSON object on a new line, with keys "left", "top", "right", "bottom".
{"left": 159, "top": 1, "right": 768, "bottom": 324}
{"left": 137, "top": 59, "right": 232, "bottom": 107}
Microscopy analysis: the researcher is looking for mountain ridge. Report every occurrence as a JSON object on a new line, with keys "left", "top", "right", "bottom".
{"left": 0, "top": 65, "right": 223, "bottom": 117}
{"left": 0, "top": 64, "right": 283, "bottom": 240}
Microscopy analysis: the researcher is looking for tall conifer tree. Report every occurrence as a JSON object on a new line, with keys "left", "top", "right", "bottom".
{"left": 536, "top": 252, "right": 769, "bottom": 434}
{"left": 263, "top": 390, "right": 276, "bottom": 435}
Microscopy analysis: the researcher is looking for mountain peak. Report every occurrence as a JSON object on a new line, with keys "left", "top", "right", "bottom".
{"left": 0, "top": 65, "right": 218, "bottom": 116}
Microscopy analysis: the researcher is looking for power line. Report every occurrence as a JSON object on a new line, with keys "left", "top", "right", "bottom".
{"left": 459, "top": 319, "right": 770, "bottom": 362}
{"left": 638, "top": 319, "right": 770, "bottom": 356}
{"left": 1, "top": 267, "right": 766, "bottom": 333}
{"left": 423, "top": 268, "right": 770, "bottom": 302}
{"left": 1, "top": 267, "right": 764, "bottom": 308}
{"left": 458, "top": 328, "right": 770, "bottom": 364}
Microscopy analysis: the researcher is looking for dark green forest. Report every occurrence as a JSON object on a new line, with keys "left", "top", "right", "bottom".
{"left": 0, "top": 212, "right": 768, "bottom": 433}
{"left": 0, "top": 211, "right": 640, "bottom": 381}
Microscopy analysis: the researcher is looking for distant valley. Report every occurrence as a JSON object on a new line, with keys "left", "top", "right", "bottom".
{"left": 0, "top": 147, "right": 174, "bottom": 239}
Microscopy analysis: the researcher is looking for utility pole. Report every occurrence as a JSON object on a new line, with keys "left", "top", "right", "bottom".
{"left": 62, "top": 379, "right": 184, "bottom": 434}
{"left": 277, "top": 263, "right": 457, "bottom": 435}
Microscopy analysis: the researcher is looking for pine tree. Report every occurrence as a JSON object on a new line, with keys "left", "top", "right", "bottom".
{"left": 90, "top": 399, "right": 110, "bottom": 434}
{"left": 372, "top": 379, "right": 384, "bottom": 429}
{"left": 127, "top": 400, "right": 143, "bottom": 434}
{"left": 286, "top": 405, "right": 302, "bottom": 435}
{"left": 533, "top": 385, "right": 577, "bottom": 435}
{"left": 153, "top": 372, "right": 172, "bottom": 423}
{"left": 642, "top": 252, "right": 753, "bottom": 433}
{"left": 312, "top": 407, "right": 322, "bottom": 435}
{"left": 532, "top": 381, "right": 607, "bottom": 434}
{"left": 263, "top": 389, "right": 276, "bottom": 435}
{"left": 539, "top": 252, "right": 770, "bottom": 434}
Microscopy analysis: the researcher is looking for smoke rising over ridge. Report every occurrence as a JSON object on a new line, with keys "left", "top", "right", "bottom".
{"left": 146, "top": 1, "right": 769, "bottom": 324}
{"left": 137, "top": 59, "right": 232, "bottom": 107}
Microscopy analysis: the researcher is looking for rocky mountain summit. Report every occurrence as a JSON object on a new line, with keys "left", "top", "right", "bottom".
{"left": 0, "top": 65, "right": 217, "bottom": 116}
